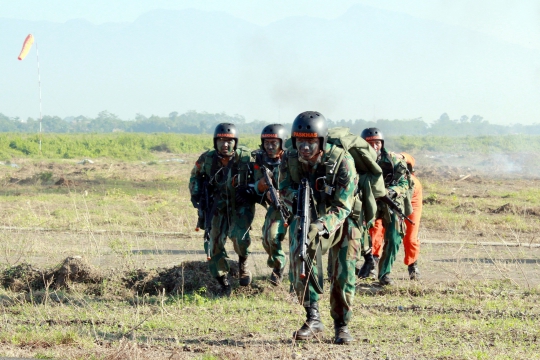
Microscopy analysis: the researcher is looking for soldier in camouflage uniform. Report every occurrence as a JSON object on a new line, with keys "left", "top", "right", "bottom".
{"left": 252, "top": 124, "right": 289, "bottom": 285}
{"left": 189, "top": 123, "right": 256, "bottom": 295}
{"left": 280, "top": 111, "right": 361, "bottom": 345}
{"left": 361, "top": 128, "right": 411, "bottom": 286}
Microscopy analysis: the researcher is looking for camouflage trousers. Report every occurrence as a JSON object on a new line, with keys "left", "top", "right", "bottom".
{"left": 289, "top": 217, "right": 361, "bottom": 324}
{"left": 206, "top": 205, "right": 254, "bottom": 278}
{"left": 378, "top": 212, "right": 405, "bottom": 279}
{"left": 261, "top": 206, "right": 287, "bottom": 271}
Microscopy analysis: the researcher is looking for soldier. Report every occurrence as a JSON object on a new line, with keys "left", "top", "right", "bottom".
{"left": 280, "top": 111, "right": 362, "bottom": 345}
{"left": 189, "top": 123, "right": 256, "bottom": 296}
{"left": 399, "top": 152, "right": 422, "bottom": 280}
{"left": 251, "top": 124, "right": 290, "bottom": 285}
{"left": 360, "top": 128, "right": 411, "bottom": 286}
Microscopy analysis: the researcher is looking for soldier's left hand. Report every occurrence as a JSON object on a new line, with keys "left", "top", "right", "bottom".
{"left": 308, "top": 221, "right": 325, "bottom": 243}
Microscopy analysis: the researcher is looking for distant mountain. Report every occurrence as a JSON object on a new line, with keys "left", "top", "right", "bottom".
{"left": 1, "top": 5, "right": 539, "bottom": 124}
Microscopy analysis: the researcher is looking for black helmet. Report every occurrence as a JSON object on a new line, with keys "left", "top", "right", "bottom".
{"left": 291, "top": 111, "right": 328, "bottom": 150}
{"left": 213, "top": 123, "right": 238, "bottom": 151}
{"left": 260, "top": 124, "right": 288, "bottom": 148}
{"left": 361, "top": 127, "right": 384, "bottom": 147}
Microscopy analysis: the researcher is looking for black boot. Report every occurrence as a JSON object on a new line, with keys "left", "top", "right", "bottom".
{"left": 334, "top": 320, "right": 354, "bottom": 345}
{"left": 408, "top": 261, "right": 421, "bottom": 280}
{"left": 293, "top": 302, "right": 325, "bottom": 340}
{"left": 269, "top": 265, "right": 284, "bottom": 286}
{"left": 379, "top": 273, "right": 394, "bottom": 286}
{"left": 238, "top": 256, "right": 252, "bottom": 286}
{"left": 216, "top": 275, "right": 231, "bottom": 297}
{"left": 357, "top": 253, "right": 375, "bottom": 279}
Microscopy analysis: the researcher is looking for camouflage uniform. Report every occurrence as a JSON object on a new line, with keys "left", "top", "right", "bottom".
{"left": 189, "top": 147, "right": 255, "bottom": 278}
{"left": 252, "top": 150, "right": 287, "bottom": 272}
{"left": 374, "top": 148, "right": 410, "bottom": 279}
{"left": 280, "top": 143, "right": 360, "bottom": 323}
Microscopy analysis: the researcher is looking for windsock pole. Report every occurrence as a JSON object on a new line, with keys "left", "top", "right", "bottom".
{"left": 36, "top": 40, "right": 42, "bottom": 154}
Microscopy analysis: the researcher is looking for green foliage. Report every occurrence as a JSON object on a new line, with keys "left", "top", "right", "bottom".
{"left": 389, "top": 135, "right": 540, "bottom": 153}
{"left": 0, "top": 133, "right": 260, "bottom": 160}
{"left": 1, "top": 133, "right": 538, "bottom": 160}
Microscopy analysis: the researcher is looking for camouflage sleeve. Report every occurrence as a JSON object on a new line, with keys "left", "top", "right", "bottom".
{"left": 188, "top": 151, "right": 208, "bottom": 200}
{"left": 278, "top": 151, "right": 297, "bottom": 213}
{"left": 317, "top": 153, "right": 358, "bottom": 235}
{"left": 252, "top": 152, "right": 265, "bottom": 196}
{"left": 388, "top": 155, "right": 410, "bottom": 197}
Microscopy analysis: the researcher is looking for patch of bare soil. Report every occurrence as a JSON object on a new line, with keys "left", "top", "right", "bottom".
{"left": 1, "top": 257, "right": 267, "bottom": 298}
{"left": 489, "top": 203, "right": 540, "bottom": 216}
{"left": 1, "top": 256, "right": 103, "bottom": 292}
{"left": 123, "top": 260, "right": 264, "bottom": 297}
{"left": 54, "top": 177, "right": 77, "bottom": 186}
{"left": 454, "top": 202, "right": 481, "bottom": 214}
{"left": 54, "top": 256, "right": 104, "bottom": 288}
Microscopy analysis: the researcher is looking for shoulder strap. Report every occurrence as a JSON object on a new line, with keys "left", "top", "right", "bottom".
{"left": 287, "top": 150, "right": 301, "bottom": 183}
{"left": 324, "top": 144, "right": 346, "bottom": 187}
{"left": 203, "top": 150, "right": 216, "bottom": 177}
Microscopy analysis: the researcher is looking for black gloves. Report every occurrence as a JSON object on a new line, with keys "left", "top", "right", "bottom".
{"left": 235, "top": 186, "right": 258, "bottom": 205}
{"left": 387, "top": 188, "right": 398, "bottom": 199}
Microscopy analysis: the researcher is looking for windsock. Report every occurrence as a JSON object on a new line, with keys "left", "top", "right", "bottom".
{"left": 18, "top": 34, "right": 34, "bottom": 60}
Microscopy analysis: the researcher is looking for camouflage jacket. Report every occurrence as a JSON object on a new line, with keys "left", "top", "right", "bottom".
{"left": 377, "top": 148, "right": 412, "bottom": 214}
{"left": 189, "top": 147, "right": 255, "bottom": 211}
{"left": 252, "top": 149, "right": 283, "bottom": 201}
{"left": 279, "top": 143, "right": 358, "bottom": 236}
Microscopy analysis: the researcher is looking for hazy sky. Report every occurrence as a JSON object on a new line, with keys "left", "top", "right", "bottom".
{"left": 3, "top": 0, "right": 539, "bottom": 50}
{"left": 2, "top": 1, "right": 540, "bottom": 124}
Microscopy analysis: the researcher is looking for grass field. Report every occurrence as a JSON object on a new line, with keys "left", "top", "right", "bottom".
{"left": 0, "top": 135, "right": 539, "bottom": 359}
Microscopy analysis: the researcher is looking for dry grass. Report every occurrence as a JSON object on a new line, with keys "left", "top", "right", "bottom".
{"left": 0, "top": 155, "right": 539, "bottom": 359}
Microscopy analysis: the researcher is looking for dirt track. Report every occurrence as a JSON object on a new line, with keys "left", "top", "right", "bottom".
{"left": 3, "top": 228, "right": 539, "bottom": 289}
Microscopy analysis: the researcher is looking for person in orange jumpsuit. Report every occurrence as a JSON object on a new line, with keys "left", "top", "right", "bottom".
{"left": 400, "top": 152, "right": 422, "bottom": 279}
{"left": 369, "top": 152, "right": 422, "bottom": 280}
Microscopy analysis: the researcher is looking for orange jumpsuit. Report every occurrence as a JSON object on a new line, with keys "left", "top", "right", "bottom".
{"left": 370, "top": 174, "right": 422, "bottom": 265}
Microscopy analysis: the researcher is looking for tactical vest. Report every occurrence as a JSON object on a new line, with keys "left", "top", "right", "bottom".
{"left": 202, "top": 146, "right": 253, "bottom": 209}
{"left": 286, "top": 145, "right": 364, "bottom": 231}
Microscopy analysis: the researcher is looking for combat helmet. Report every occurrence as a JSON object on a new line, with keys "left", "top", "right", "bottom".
{"left": 360, "top": 128, "right": 384, "bottom": 147}
{"left": 260, "top": 124, "right": 288, "bottom": 148}
{"left": 291, "top": 111, "right": 328, "bottom": 150}
{"left": 213, "top": 123, "right": 238, "bottom": 151}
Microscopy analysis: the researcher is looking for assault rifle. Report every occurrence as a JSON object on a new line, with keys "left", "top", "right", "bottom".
{"left": 261, "top": 166, "right": 291, "bottom": 227}
{"left": 297, "top": 178, "right": 312, "bottom": 279}
{"left": 195, "top": 177, "right": 214, "bottom": 260}
{"left": 378, "top": 194, "right": 415, "bottom": 225}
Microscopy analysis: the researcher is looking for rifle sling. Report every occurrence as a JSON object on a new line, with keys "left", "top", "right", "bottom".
{"left": 304, "top": 240, "right": 324, "bottom": 295}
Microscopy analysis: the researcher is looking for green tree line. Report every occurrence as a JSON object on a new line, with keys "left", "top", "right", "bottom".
{"left": 1, "top": 111, "right": 540, "bottom": 136}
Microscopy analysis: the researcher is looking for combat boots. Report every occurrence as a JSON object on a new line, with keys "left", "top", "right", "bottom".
{"left": 379, "top": 273, "right": 394, "bottom": 286}
{"left": 238, "top": 256, "right": 252, "bottom": 286}
{"left": 269, "top": 266, "right": 284, "bottom": 286}
{"left": 334, "top": 320, "right": 354, "bottom": 345}
{"left": 216, "top": 275, "right": 231, "bottom": 297}
{"left": 408, "top": 261, "right": 421, "bottom": 280}
{"left": 357, "top": 253, "right": 375, "bottom": 279}
{"left": 293, "top": 302, "right": 325, "bottom": 340}
{"left": 270, "top": 260, "right": 287, "bottom": 286}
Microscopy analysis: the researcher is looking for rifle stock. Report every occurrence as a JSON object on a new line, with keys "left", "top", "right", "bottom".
{"left": 297, "top": 178, "right": 311, "bottom": 279}
{"left": 262, "top": 166, "right": 291, "bottom": 227}
{"left": 195, "top": 177, "right": 214, "bottom": 260}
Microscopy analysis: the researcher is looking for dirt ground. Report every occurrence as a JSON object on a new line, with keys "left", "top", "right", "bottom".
{"left": 1, "top": 152, "right": 540, "bottom": 359}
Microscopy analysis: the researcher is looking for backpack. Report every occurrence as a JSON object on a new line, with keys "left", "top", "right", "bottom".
{"left": 286, "top": 127, "right": 386, "bottom": 226}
